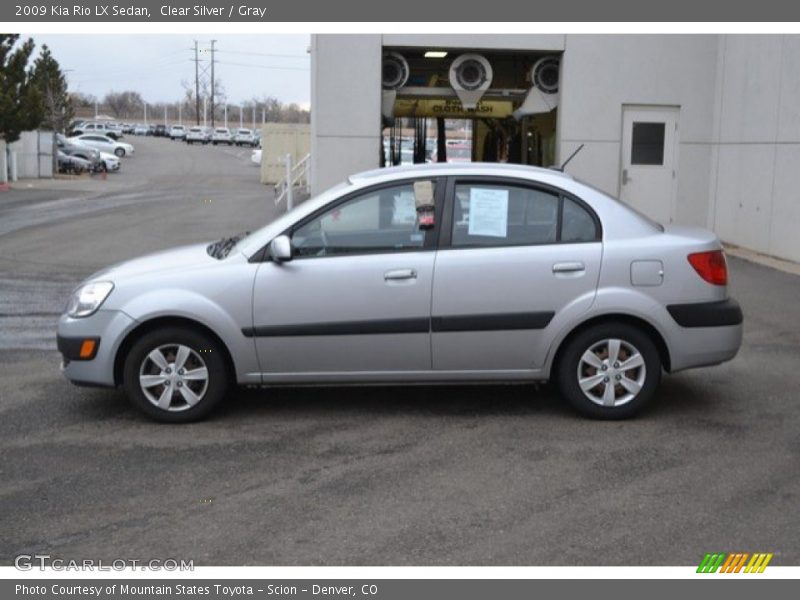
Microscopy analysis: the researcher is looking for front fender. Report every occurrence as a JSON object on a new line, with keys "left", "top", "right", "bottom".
{"left": 116, "top": 288, "right": 260, "bottom": 382}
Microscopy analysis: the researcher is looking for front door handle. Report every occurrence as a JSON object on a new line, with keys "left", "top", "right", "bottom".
{"left": 552, "top": 262, "right": 586, "bottom": 273}
{"left": 384, "top": 269, "right": 417, "bottom": 281}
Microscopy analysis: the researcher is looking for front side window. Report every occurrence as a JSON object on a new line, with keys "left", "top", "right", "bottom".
{"left": 292, "top": 181, "right": 436, "bottom": 258}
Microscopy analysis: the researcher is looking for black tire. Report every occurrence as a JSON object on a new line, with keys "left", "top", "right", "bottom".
{"left": 114, "top": 147, "right": 125, "bottom": 158}
{"left": 556, "top": 322, "right": 661, "bottom": 419}
{"left": 122, "top": 327, "right": 229, "bottom": 423}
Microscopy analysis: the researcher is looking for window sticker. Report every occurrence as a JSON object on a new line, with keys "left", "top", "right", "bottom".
{"left": 468, "top": 188, "right": 509, "bottom": 237}
{"left": 393, "top": 190, "right": 418, "bottom": 224}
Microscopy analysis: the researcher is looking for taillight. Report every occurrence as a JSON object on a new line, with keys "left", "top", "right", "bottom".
{"left": 687, "top": 250, "right": 728, "bottom": 285}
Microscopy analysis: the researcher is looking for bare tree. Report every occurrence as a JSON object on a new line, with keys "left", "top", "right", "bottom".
{"left": 103, "top": 90, "right": 145, "bottom": 119}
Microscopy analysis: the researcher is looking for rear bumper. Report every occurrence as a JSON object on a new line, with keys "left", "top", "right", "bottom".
{"left": 666, "top": 299, "right": 743, "bottom": 371}
{"left": 667, "top": 298, "right": 743, "bottom": 328}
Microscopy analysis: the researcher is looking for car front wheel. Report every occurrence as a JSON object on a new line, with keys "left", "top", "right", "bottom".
{"left": 114, "top": 147, "right": 125, "bottom": 157}
{"left": 556, "top": 322, "right": 661, "bottom": 419}
{"left": 123, "top": 327, "right": 229, "bottom": 423}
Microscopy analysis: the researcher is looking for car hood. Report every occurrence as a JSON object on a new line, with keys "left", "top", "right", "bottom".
{"left": 88, "top": 242, "right": 216, "bottom": 282}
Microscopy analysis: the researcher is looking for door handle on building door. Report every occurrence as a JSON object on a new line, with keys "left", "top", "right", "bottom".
{"left": 622, "top": 169, "right": 632, "bottom": 185}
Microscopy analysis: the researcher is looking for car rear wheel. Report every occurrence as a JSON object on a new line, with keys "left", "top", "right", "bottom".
{"left": 122, "top": 327, "right": 229, "bottom": 423}
{"left": 556, "top": 322, "right": 661, "bottom": 419}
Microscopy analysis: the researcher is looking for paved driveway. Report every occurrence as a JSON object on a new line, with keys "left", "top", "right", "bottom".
{"left": 0, "top": 138, "right": 798, "bottom": 565}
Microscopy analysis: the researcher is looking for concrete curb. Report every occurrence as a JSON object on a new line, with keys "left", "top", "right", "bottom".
{"left": 724, "top": 243, "right": 800, "bottom": 278}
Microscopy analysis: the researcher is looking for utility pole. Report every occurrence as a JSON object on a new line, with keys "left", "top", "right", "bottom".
{"left": 203, "top": 96, "right": 207, "bottom": 127}
{"left": 252, "top": 105, "right": 256, "bottom": 130}
{"left": 178, "top": 102, "right": 182, "bottom": 125}
{"left": 239, "top": 105, "right": 243, "bottom": 129}
{"left": 193, "top": 40, "right": 201, "bottom": 126}
{"left": 164, "top": 105, "right": 167, "bottom": 125}
{"left": 224, "top": 103, "right": 228, "bottom": 128}
{"left": 144, "top": 102, "right": 147, "bottom": 125}
{"left": 210, "top": 39, "right": 217, "bottom": 127}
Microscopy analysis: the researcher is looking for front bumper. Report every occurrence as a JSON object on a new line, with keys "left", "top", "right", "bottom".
{"left": 58, "top": 309, "right": 137, "bottom": 388}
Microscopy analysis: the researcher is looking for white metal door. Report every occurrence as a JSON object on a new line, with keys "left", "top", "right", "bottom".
{"left": 620, "top": 106, "right": 679, "bottom": 224}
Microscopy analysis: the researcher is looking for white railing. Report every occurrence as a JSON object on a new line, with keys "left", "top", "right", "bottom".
{"left": 274, "top": 153, "right": 311, "bottom": 211}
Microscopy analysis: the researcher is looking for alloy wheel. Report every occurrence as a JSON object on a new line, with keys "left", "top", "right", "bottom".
{"left": 138, "top": 344, "right": 209, "bottom": 412}
{"left": 577, "top": 338, "right": 646, "bottom": 407}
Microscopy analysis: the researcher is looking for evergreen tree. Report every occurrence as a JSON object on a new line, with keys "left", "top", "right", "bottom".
{"left": 0, "top": 34, "right": 43, "bottom": 144}
{"left": 31, "top": 44, "right": 73, "bottom": 133}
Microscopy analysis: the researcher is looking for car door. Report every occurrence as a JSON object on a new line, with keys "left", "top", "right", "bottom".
{"left": 82, "top": 136, "right": 109, "bottom": 152}
{"left": 431, "top": 177, "right": 602, "bottom": 372}
{"left": 250, "top": 178, "right": 443, "bottom": 379}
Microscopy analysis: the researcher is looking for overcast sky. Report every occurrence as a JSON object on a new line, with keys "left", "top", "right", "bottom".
{"left": 30, "top": 34, "right": 311, "bottom": 107}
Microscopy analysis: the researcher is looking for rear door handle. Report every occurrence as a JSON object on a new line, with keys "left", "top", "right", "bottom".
{"left": 552, "top": 262, "right": 586, "bottom": 273}
{"left": 384, "top": 268, "right": 417, "bottom": 281}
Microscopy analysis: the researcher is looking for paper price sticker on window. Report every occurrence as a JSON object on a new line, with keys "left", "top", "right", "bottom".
{"left": 393, "top": 191, "right": 418, "bottom": 224}
{"left": 468, "top": 188, "right": 509, "bottom": 237}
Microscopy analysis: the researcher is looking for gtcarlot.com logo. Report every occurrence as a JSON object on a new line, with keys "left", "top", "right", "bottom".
{"left": 697, "top": 552, "right": 773, "bottom": 573}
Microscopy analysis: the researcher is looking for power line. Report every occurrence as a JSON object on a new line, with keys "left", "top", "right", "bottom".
{"left": 216, "top": 61, "right": 309, "bottom": 71}
{"left": 215, "top": 49, "right": 308, "bottom": 59}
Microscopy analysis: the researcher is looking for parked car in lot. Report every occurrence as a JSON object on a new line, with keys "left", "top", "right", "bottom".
{"left": 133, "top": 123, "right": 148, "bottom": 136}
{"left": 57, "top": 150, "right": 94, "bottom": 174}
{"left": 55, "top": 134, "right": 103, "bottom": 171}
{"left": 57, "top": 163, "right": 743, "bottom": 423}
{"left": 153, "top": 124, "right": 167, "bottom": 137}
{"left": 70, "top": 121, "right": 121, "bottom": 140}
{"left": 185, "top": 126, "right": 210, "bottom": 144}
{"left": 233, "top": 128, "right": 256, "bottom": 147}
{"left": 69, "top": 134, "right": 135, "bottom": 158}
{"left": 212, "top": 127, "right": 232, "bottom": 145}
{"left": 98, "top": 152, "right": 121, "bottom": 172}
{"left": 169, "top": 125, "right": 187, "bottom": 140}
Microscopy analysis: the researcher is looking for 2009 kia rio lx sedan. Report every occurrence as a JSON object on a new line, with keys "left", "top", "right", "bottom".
{"left": 58, "top": 163, "right": 743, "bottom": 422}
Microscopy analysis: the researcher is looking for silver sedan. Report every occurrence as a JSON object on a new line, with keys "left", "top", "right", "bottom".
{"left": 57, "top": 163, "right": 742, "bottom": 422}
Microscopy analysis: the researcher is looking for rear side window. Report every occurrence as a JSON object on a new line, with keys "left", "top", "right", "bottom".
{"left": 451, "top": 182, "right": 598, "bottom": 247}
{"left": 561, "top": 197, "right": 598, "bottom": 242}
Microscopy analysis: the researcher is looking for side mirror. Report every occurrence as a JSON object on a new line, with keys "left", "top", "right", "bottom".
{"left": 270, "top": 235, "right": 293, "bottom": 263}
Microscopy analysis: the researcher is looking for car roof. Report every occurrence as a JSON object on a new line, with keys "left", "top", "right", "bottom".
{"left": 348, "top": 162, "right": 574, "bottom": 185}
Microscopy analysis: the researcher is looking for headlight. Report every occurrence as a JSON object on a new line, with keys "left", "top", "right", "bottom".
{"left": 66, "top": 281, "right": 114, "bottom": 318}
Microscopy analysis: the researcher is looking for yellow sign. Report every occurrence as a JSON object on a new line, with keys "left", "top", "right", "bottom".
{"left": 393, "top": 98, "right": 514, "bottom": 119}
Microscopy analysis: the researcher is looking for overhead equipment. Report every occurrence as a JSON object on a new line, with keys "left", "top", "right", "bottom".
{"left": 381, "top": 52, "right": 410, "bottom": 123}
{"left": 449, "top": 53, "right": 493, "bottom": 109}
{"left": 513, "top": 55, "right": 561, "bottom": 120}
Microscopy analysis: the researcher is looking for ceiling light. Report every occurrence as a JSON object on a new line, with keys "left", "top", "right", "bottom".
{"left": 424, "top": 51, "right": 448, "bottom": 58}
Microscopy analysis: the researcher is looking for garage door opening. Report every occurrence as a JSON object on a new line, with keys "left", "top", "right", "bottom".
{"left": 380, "top": 48, "right": 560, "bottom": 169}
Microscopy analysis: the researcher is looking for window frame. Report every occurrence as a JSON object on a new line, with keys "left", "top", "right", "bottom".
{"left": 439, "top": 175, "right": 602, "bottom": 250}
{"left": 253, "top": 176, "right": 446, "bottom": 263}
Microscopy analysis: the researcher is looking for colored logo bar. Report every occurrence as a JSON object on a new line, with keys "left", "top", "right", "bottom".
{"left": 697, "top": 552, "right": 773, "bottom": 573}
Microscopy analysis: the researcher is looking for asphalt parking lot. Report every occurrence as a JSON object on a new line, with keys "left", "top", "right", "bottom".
{"left": 1, "top": 136, "right": 798, "bottom": 566}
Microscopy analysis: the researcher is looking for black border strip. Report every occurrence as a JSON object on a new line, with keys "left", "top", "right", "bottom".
{"left": 666, "top": 299, "right": 743, "bottom": 328}
{"left": 242, "top": 312, "right": 555, "bottom": 337}
{"left": 432, "top": 312, "right": 555, "bottom": 332}
{"left": 242, "top": 317, "right": 430, "bottom": 338}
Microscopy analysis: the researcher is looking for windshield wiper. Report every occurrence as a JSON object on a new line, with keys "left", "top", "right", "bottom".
{"left": 207, "top": 232, "right": 248, "bottom": 259}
